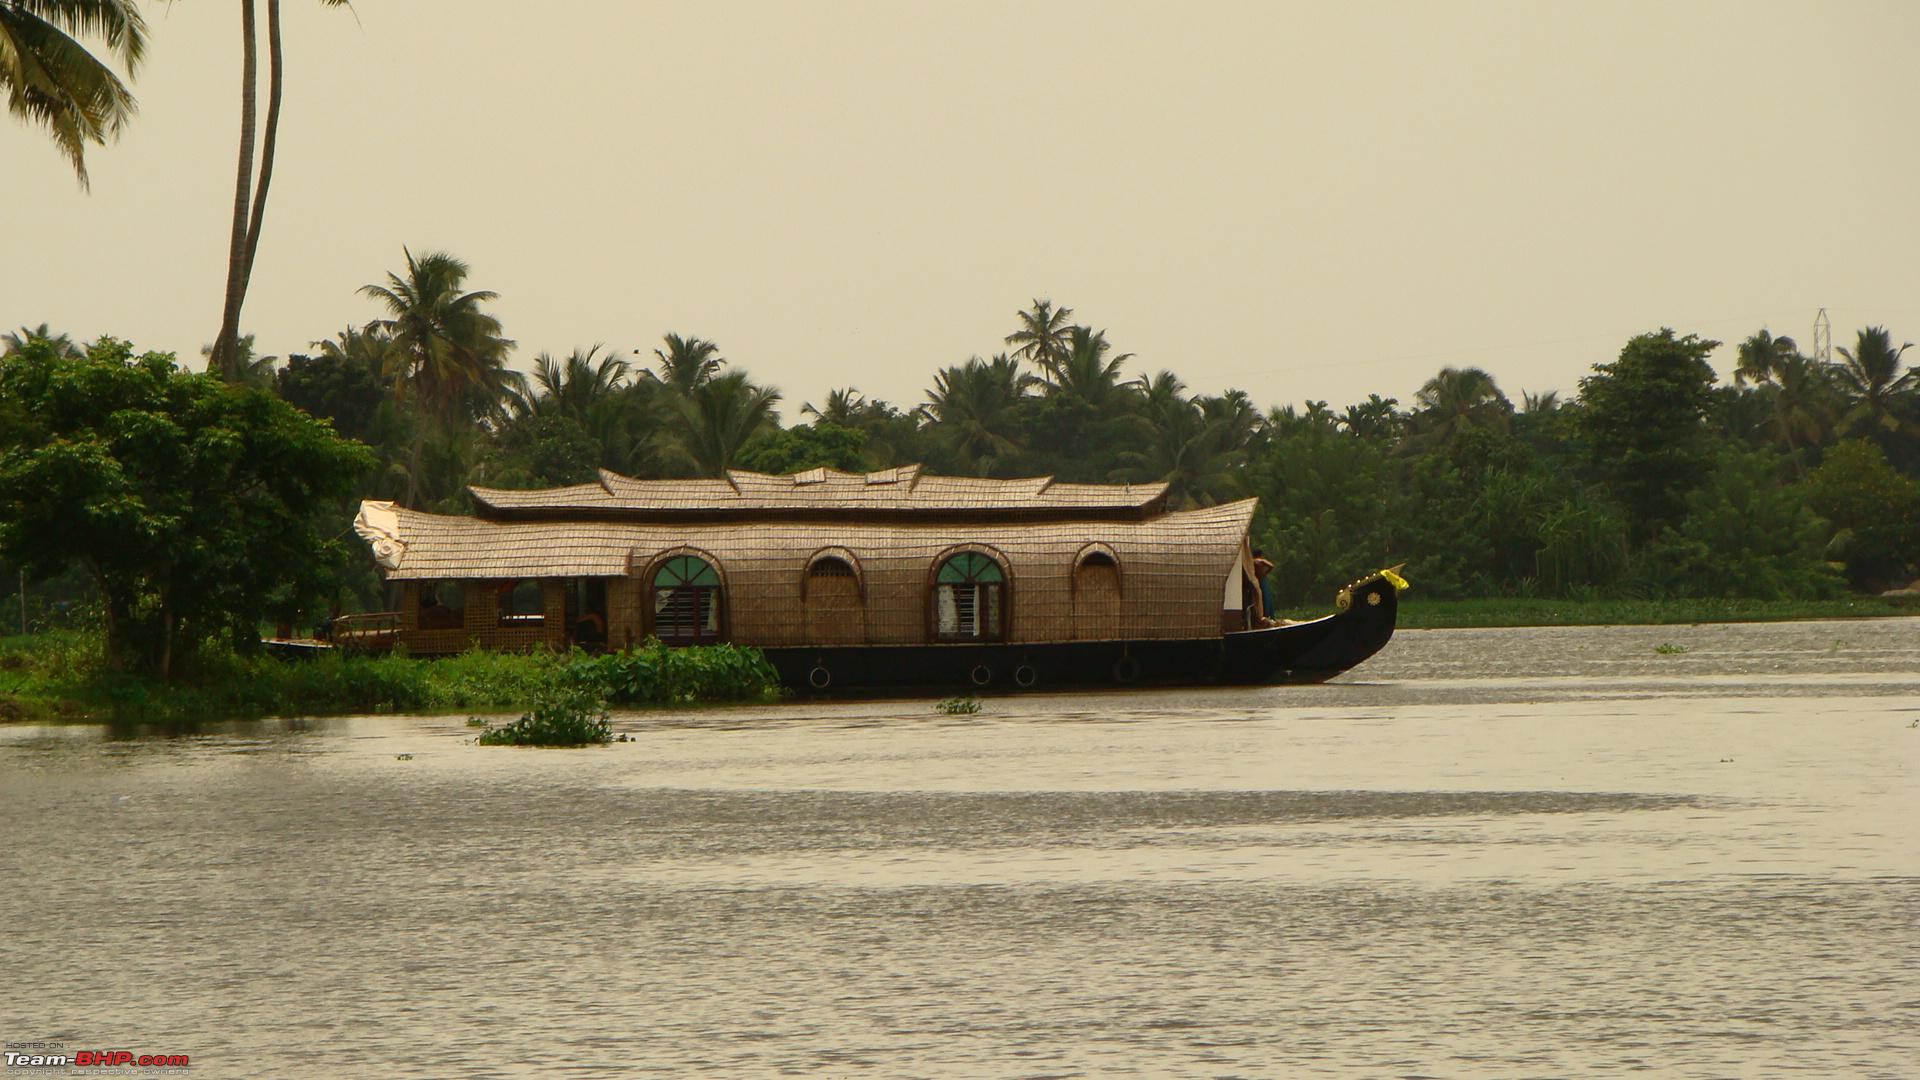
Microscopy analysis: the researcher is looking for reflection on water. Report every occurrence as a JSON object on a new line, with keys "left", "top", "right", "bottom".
{"left": 2, "top": 618, "right": 1916, "bottom": 1077}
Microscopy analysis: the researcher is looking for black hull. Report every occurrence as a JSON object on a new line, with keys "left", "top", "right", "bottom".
{"left": 763, "top": 573, "right": 1400, "bottom": 694}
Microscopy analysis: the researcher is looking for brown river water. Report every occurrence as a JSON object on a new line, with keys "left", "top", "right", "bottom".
{"left": 3, "top": 619, "right": 1917, "bottom": 1078}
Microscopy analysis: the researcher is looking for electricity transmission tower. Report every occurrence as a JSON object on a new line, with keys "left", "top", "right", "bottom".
{"left": 1812, "top": 308, "right": 1831, "bottom": 364}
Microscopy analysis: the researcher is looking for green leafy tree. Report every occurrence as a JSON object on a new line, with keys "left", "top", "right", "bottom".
{"left": 0, "top": 0, "right": 145, "bottom": 187}
{"left": 1638, "top": 445, "right": 1841, "bottom": 599}
{"left": 737, "top": 422, "right": 869, "bottom": 474}
{"left": 1246, "top": 420, "right": 1401, "bottom": 605}
{"left": 388, "top": 421, "right": 492, "bottom": 514}
{"left": 1395, "top": 451, "right": 1495, "bottom": 597}
{"left": 1533, "top": 490, "right": 1630, "bottom": 595}
{"left": 1577, "top": 329, "right": 1720, "bottom": 543}
{"left": 802, "top": 388, "right": 927, "bottom": 468}
{"left": 491, "top": 412, "right": 601, "bottom": 488}
{"left": 1447, "top": 431, "right": 1559, "bottom": 586}
{"left": 278, "top": 327, "right": 394, "bottom": 443}
{"left": 0, "top": 338, "right": 372, "bottom": 676}
{"left": 1800, "top": 439, "right": 1920, "bottom": 590}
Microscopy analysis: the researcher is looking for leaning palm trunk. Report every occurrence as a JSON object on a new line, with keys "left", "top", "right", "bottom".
{"left": 214, "top": 0, "right": 322, "bottom": 382}
{"left": 211, "top": 0, "right": 259, "bottom": 380}
{"left": 242, "top": 0, "right": 285, "bottom": 288}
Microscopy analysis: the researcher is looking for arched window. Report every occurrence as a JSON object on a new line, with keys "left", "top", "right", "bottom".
{"left": 805, "top": 552, "right": 864, "bottom": 645}
{"left": 934, "top": 551, "right": 1006, "bottom": 642}
{"left": 1073, "top": 548, "right": 1121, "bottom": 640}
{"left": 652, "top": 555, "right": 722, "bottom": 644}
{"left": 809, "top": 556, "right": 854, "bottom": 579}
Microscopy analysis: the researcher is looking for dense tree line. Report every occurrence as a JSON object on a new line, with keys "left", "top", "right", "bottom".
{"left": 6, "top": 252, "right": 1919, "bottom": 614}
{"left": 0, "top": 336, "right": 371, "bottom": 675}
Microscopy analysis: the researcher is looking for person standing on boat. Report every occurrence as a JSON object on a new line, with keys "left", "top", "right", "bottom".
{"left": 1251, "top": 550, "right": 1277, "bottom": 627}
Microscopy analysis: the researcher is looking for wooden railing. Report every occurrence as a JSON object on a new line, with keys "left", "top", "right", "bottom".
{"left": 330, "top": 611, "right": 402, "bottom": 650}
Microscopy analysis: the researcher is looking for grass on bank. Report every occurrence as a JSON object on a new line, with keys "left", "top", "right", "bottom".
{"left": 1277, "top": 593, "right": 1920, "bottom": 629}
{"left": 0, "top": 631, "right": 781, "bottom": 725}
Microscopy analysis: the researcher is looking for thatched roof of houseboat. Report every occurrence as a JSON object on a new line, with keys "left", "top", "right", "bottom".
{"left": 468, "top": 465, "right": 1169, "bottom": 520}
{"left": 354, "top": 497, "right": 1254, "bottom": 583}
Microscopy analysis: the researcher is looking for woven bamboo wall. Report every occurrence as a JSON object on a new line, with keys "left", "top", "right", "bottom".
{"left": 1072, "top": 561, "right": 1123, "bottom": 640}
{"left": 374, "top": 501, "right": 1255, "bottom": 648}
{"left": 804, "top": 572, "right": 865, "bottom": 645}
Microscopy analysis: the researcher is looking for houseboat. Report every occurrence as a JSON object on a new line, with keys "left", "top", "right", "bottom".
{"left": 341, "top": 465, "right": 1404, "bottom": 691}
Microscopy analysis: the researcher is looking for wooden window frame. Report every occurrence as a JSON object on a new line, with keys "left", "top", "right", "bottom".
{"left": 802, "top": 547, "right": 865, "bottom": 601}
{"left": 648, "top": 553, "right": 725, "bottom": 646}
{"left": 1071, "top": 542, "right": 1124, "bottom": 596}
{"left": 930, "top": 548, "right": 1010, "bottom": 643}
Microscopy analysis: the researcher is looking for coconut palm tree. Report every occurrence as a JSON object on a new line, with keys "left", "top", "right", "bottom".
{"left": 674, "top": 371, "right": 781, "bottom": 476}
{"left": 360, "top": 249, "right": 516, "bottom": 505}
{"left": 922, "top": 354, "right": 1035, "bottom": 476}
{"left": 649, "top": 333, "right": 725, "bottom": 395}
{"left": 1004, "top": 299, "right": 1074, "bottom": 376}
{"left": 1, "top": 323, "right": 81, "bottom": 357}
{"left": 0, "top": 0, "right": 145, "bottom": 187}
{"left": 208, "top": 0, "right": 353, "bottom": 380}
{"left": 1115, "top": 372, "right": 1247, "bottom": 508}
{"left": 1765, "top": 353, "right": 1840, "bottom": 465}
{"left": 1199, "top": 389, "right": 1262, "bottom": 457}
{"left": 1341, "top": 394, "right": 1404, "bottom": 441}
{"left": 1833, "top": 325, "right": 1917, "bottom": 436}
{"left": 1043, "top": 326, "right": 1133, "bottom": 408}
{"left": 198, "top": 333, "right": 277, "bottom": 387}
{"left": 1733, "top": 329, "right": 1799, "bottom": 388}
{"left": 1521, "top": 390, "right": 1561, "bottom": 414}
{"left": 802, "top": 387, "right": 868, "bottom": 426}
{"left": 801, "top": 387, "right": 921, "bottom": 467}
{"left": 1409, "top": 366, "right": 1511, "bottom": 447}
{"left": 311, "top": 323, "right": 394, "bottom": 371}
{"left": 360, "top": 248, "right": 518, "bottom": 424}
{"left": 507, "top": 344, "right": 663, "bottom": 477}
{"left": 519, "top": 345, "right": 630, "bottom": 421}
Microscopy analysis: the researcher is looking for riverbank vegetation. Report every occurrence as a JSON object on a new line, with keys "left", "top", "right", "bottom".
{"left": 1373, "top": 594, "right": 1920, "bottom": 630}
{"left": 0, "top": 631, "right": 780, "bottom": 724}
{"left": 5, "top": 292, "right": 1919, "bottom": 691}
{"left": 473, "top": 682, "right": 614, "bottom": 747}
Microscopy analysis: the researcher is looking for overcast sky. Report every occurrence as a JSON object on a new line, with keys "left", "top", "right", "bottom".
{"left": 5, "top": 0, "right": 1917, "bottom": 419}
